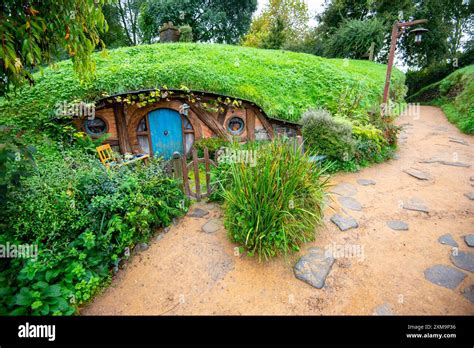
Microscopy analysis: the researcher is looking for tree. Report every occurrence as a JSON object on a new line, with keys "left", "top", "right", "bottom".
{"left": 324, "top": 18, "right": 385, "bottom": 59}
{"left": 0, "top": 0, "right": 107, "bottom": 93}
{"left": 116, "top": 0, "right": 145, "bottom": 45}
{"left": 400, "top": 0, "right": 473, "bottom": 68}
{"left": 139, "top": 0, "right": 257, "bottom": 44}
{"left": 242, "top": 0, "right": 309, "bottom": 49}
{"left": 101, "top": 4, "right": 130, "bottom": 48}
{"left": 262, "top": 16, "right": 286, "bottom": 49}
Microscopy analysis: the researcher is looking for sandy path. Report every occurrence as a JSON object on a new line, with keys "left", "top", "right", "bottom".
{"left": 82, "top": 106, "right": 474, "bottom": 315}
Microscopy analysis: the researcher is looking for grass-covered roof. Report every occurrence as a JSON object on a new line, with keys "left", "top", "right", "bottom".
{"left": 0, "top": 43, "right": 405, "bottom": 128}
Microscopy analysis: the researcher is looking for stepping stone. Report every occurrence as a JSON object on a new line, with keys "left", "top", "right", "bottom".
{"left": 357, "top": 179, "right": 376, "bottom": 186}
{"left": 189, "top": 208, "right": 209, "bottom": 218}
{"left": 462, "top": 285, "right": 474, "bottom": 304}
{"left": 337, "top": 196, "right": 362, "bottom": 211}
{"left": 449, "top": 137, "right": 468, "bottom": 146}
{"left": 403, "top": 201, "right": 429, "bottom": 213}
{"left": 439, "top": 160, "right": 471, "bottom": 168}
{"left": 331, "top": 182, "right": 357, "bottom": 197}
{"left": 424, "top": 265, "right": 466, "bottom": 289}
{"left": 330, "top": 214, "right": 358, "bottom": 231}
{"left": 387, "top": 220, "right": 409, "bottom": 231}
{"left": 438, "top": 234, "right": 458, "bottom": 247}
{"left": 464, "top": 193, "right": 474, "bottom": 201}
{"left": 470, "top": 176, "right": 474, "bottom": 181}
{"left": 373, "top": 303, "right": 393, "bottom": 316}
{"left": 465, "top": 235, "right": 474, "bottom": 247}
{"left": 294, "top": 247, "right": 335, "bottom": 289}
{"left": 134, "top": 242, "right": 149, "bottom": 253}
{"left": 403, "top": 168, "right": 430, "bottom": 180}
{"left": 450, "top": 251, "right": 474, "bottom": 272}
{"left": 202, "top": 219, "right": 221, "bottom": 234}
{"left": 393, "top": 154, "right": 400, "bottom": 160}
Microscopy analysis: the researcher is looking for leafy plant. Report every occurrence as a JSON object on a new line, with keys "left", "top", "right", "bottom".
{"left": 221, "top": 138, "right": 330, "bottom": 260}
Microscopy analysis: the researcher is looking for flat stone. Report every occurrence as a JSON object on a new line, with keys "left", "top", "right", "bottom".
{"left": 470, "top": 176, "right": 474, "bottom": 181}
{"left": 403, "top": 168, "right": 430, "bottom": 180}
{"left": 448, "top": 137, "right": 468, "bottom": 146}
{"left": 357, "top": 179, "right": 376, "bottom": 186}
{"left": 450, "top": 250, "right": 474, "bottom": 272}
{"left": 189, "top": 208, "right": 209, "bottom": 218}
{"left": 393, "top": 154, "right": 400, "bottom": 160}
{"left": 294, "top": 247, "right": 335, "bottom": 289}
{"left": 202, "top": 219, "right": 221, "bottom": 234}
{"left": 373, "top": 303, "right": 393, "bottom": 316}
{"left": 465, "top": 235, "right": 474, "bottom": 247}
{"left": 438, "top": 234, "right": 458, "bottom": 247}
{"left": 387, "top": 220, "right": 409, "bottom": 231}
{"left": 134, "top": 242, "right": 149, "bottom": 253}
{"left": 331, "top": 183, "right": 357, "bottom": 197}
{"left": 330, "top": 214, "right": 358, "bottom": 231}
{"left": 462, "top": 285, "right": 474, "bottom": 304}
{"left": 403, "top": 201, "right": 429, "bottom": 213}
{"left": 439, "top": 160, "right": 471, "bottom": 168}
{"left": 464, "top": 193, "right": 474, "bottom": 201}
{"left": 424, "top": 265, "right": 466, "bottom": 289}
{"left": 337, "top": 196, "right": 363, "bottom": 211}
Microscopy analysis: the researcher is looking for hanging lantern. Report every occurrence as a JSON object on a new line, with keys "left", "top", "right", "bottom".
{"left": 410, "top": 27, "right": 429, "bottom": 44}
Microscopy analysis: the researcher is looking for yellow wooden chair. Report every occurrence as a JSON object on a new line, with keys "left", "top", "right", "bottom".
{"left": 96, "top": 144, "right": 115, "bottom": 168}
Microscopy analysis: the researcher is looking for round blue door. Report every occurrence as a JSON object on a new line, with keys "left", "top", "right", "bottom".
{"left": 148, "top": 109, "right": 183, "bottom": 160}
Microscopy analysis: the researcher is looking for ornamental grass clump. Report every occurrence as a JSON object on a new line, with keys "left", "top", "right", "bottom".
{"left": 222, "top": 138, "right": 330, "bottom": 260}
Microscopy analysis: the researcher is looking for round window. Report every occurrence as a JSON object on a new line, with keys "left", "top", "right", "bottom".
{"left": 227, "top": 117, "right": 244, "bottom": 135}
{"left": 84, "top": 118, "right": 107, "bottom": 136}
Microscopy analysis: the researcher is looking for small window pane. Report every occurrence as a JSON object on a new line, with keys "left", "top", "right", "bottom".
{"left": 84, "top": 118, "right": 107, "bottom": 136}
{"left": 185, "top": 133, "right": 194, "bottom": 155}
{"left": 138, "top": 136, "right": 150, "bottom": 154}
{"left": 183, "top": 117, "right": 193, "bottom": 130}
{"left": 137, "top": 117, "right": 147, "bottom": 132}
{"left": 227, "top": 117, "right": 244, "bottom": 135}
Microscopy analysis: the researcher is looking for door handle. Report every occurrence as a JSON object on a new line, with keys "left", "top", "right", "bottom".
{"left": 164, "top": 130, "right": 169, "bottom": 136}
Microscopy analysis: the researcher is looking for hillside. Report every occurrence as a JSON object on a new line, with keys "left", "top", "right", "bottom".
{"left": 0, "top": 43, "right": 404, "bottom": 129}
{"left": 408, "top": 65, "right": 474, "bottom": 134}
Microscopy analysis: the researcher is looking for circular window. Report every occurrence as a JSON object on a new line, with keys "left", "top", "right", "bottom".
{"left": 227, "top": 117, "right": 244, "bottom": 135}
{"left": 84, "top": 118, "right": 107, "bottom": 136}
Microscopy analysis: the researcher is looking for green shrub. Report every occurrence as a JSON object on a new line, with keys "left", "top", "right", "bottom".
{"left": 301, "top": 108, "right": 356, "bottom": 161}
{"left": 179, "top": 25, "right": 193, "bottom": 43}
{"left": 193, "top": 137, "right": 229, "bottom": 159}
{"left": 222, "top": 138, "right": 330, "bottom": 260}
{"left": 0, "top": 143, "right": 188, "bottom": 315}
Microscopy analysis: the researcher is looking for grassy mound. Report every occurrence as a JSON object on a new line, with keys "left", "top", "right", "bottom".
{"left": 0, "top": 43, "right": 404, "bottom": 129}
{"left": 408, "top": 65, "right": 474, "bottom": 134}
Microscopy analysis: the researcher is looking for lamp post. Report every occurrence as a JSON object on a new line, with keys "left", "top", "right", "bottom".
{"left": 382, "top": 19, "right": 428, "bottom": 110}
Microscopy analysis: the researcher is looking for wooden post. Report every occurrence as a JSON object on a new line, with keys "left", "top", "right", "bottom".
{"left": 296, "top": 135, "right": 303, "bottom": 154}
{"left": 181, "top": 154, "right": 191, "bottom": 197}
{"left": 246, "top": 108, "right": 256, "bottom": 141}
{"left": 192, "top": 148, "right": 201, "bottom": 201}
{"left": 382, "top": 21, "right": 399, "bottom": 108}
{"left": 171, "top": 152, "right": 184, "bottom": 191}
{"left": 113, "top": 104, "right": 132, "bottom": 154}
{"left": 368, "top": 42, "right": 375, "bottom": 61}
{"left": 204, "top": 147, "right": 211, "bottom": 197}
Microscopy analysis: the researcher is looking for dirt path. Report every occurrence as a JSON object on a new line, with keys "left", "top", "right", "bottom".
{"left": 82, "top": 106, "right": 474, "bottom": 315}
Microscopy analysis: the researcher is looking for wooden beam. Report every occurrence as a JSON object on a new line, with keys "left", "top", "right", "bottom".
{"left": 246, "top": 108, "right": 255, "bottom": 141}
{"left": 253, "top": 107, "right": 274, "bottom": 139}
{"left": 189, "top": 104, "right": 231, "bottom": 140}
{"left": 113, "top": 103, "right": 132, "bottom": 154}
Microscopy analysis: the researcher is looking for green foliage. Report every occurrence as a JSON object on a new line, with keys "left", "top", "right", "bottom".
{"left": 222, "top": 138, "right": 329, "bottom": 260}
{"left": 0, "top": 43, "right": 405, "bottom": 133}
{"left": 139, "top": 0, "right": 257, "bottom": 44}
{"left": 409, "top": 65, "right": 474, "bottom": 134}
{"left": 0, "top": 143, "right": 188, "bottom": 315}
{"left": 324, "top": 18, "right": 385, "bottom": 60}
{"left": 301, "top": 109, "right": 356, "bottom": 161}
{"left": 193, "top": 137, "right": 229, "bottom": 158}
{"left": 0, "top": 0, "right": 107, "bottom": 94}
{"left": 179, "top": 25, "right": 193, "bottom": 43}
{"left": 261, "top": 16, "right": 286, "bottom": 49}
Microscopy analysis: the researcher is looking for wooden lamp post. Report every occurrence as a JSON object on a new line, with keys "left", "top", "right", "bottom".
{"left": 382, "top": 19, "right": 428, "bottom": 109}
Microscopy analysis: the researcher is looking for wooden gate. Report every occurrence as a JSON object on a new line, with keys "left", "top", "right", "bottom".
{"left": 170, "top": 147, "right": 216, "bottom": 201}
